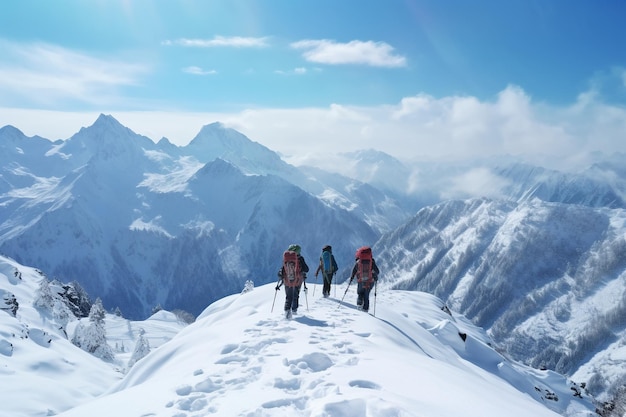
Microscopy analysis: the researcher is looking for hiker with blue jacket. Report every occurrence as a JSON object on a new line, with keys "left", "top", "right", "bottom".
{"left": 315, "top": 245, "right": 338, "bottom": 298}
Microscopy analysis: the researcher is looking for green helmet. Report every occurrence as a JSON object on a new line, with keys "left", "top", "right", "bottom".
{"left": 288, "top": 244, "right": 301, "bottom": 255}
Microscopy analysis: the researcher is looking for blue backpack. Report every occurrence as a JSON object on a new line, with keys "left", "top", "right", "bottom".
{"left": 321, "top": 245, "right": 336, "bottom": 277}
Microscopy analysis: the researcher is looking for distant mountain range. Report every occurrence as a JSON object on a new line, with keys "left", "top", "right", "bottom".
{"left": 1, "top": 114, "right": 626, "bottom": 401}
{"left": 0, "top": 114, "right": 400, "bottom": 319}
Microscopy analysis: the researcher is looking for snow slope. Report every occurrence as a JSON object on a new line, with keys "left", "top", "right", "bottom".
{"left": 0, "top": 255, "right": 186, "bottom": 417}
{"left": 55, "top": 283, "right": 594, "bottom": 417}
{"left": 376, "top": 197, "right": 626, "bottom": 399}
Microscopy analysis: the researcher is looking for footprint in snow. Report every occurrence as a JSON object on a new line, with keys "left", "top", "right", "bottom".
{"left": 261, "top": 396, "right": 308, "bottom": 411}
{"left": 274, "top": 377, "right": 301, "bottom": 391}
{"left": 349, "top": 379, "right": 381, "bottom": 390}
{"left": 284, "top": 351, "right": 333, "bottom": 375}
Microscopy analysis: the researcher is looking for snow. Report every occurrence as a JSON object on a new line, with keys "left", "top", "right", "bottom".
{"left": 0, "top": 241, "right": 598, "bottom": 417}
{"left": 20, "top": 281, "right": 592, "bottom": 417}
{"left": 129, "top": 216, "right": 174, "bottom": 237}
{"left": 138, "top": 155, "right": 203, "bottom": 193}
{"left": 0, "top": 255, "right": 186, "bottom": 417}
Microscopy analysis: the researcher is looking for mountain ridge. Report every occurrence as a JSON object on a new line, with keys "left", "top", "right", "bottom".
{"left": 2, "top": 115, "right": 626, "bottom": 403}
{"left": 0, "top": 254, "right": 597, "bottom": 417}
{"left": 377, "top": 197, "right": 626, "bottom": 399}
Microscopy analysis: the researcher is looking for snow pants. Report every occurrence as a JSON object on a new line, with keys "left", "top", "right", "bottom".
{"left": 284, "top": 285, "right": 301, "bottom": 312}
{"left": 356, "top": 282, "right": 372, "bottom": 311}
{"left": 322, "top": 273, "right": 333, "bottom": 297}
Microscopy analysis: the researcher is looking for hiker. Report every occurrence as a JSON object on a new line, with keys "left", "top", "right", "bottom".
{"left": 315, "top": 245, "right": 338, "bottom": 298}
{"left": 348, "top": 246, "right": 379, "bottom": 312}
{"left": 276, "top": 244, "right": 309, "bottom": 318}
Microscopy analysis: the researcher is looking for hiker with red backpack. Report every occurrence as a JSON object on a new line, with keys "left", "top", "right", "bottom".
{"left": 315, "top": 245, "right": 338, "bottom": 298}
{"left": 276, "top": 244, "right": 309, "bottom": 319}
{"left": 348, "top": 246, "right": 380, "bottom": 313}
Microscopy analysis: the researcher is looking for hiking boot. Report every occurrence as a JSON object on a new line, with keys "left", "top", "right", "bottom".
{"left": 285, "top": 310, "right": 292, "bottom": 319}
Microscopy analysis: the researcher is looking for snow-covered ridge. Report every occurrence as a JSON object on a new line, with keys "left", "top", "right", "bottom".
{"left": 1, "top": 254, "right": 596, "bottom": 416}
{"left": 56, "top": 283, "right": 594, "bottom": 417}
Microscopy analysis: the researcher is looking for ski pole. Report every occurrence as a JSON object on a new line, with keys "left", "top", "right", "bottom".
{"left": 373, "top": 281, "right": 378, "bottom": 317}
{"left": 304, "top": 283, "right": 309, "bottom": 311}
{"left": 337, "top": 278, "right": 352, "bottom": 309}
{"left": 313, "top": 274, "right": 318, "bottom": 297}
{"left": 271, "top": 281, "right": 280, "bottom": 313}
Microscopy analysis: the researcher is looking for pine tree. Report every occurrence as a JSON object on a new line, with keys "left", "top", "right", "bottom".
{"left": 89, "top": 298, "right": 106, "bottom": 324}
{"left": 128, "top": 328, "right": 150, "bottom": 368}
{"left": 34, "top": 277, "right": 73, "bottom": 334}
{"left": 34, "top": 278, "right": 54, "bottom": 311}
{"left": 71, "top": 298, "right": 113, "bottom": 361}
{"left": 241, "top": 280, "right": 255, "bottom": 294}
{"left": 151, "top": 304, "right": 163, "bottom": 315}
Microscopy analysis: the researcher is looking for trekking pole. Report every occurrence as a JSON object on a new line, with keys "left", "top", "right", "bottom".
{"left": 337, "top": 278, "right": 352, "bottom": 309}
{"left": 271, "top": 281, "right": 280, "bottom": 313}
{"left": 304, "top": 283, "right": 309, "bottom": 311}
{"left": 373, "top": 281, "right": 378, "bottom": 317}
{"left": 313, "top": 274, "right": 318, "bottom": 297}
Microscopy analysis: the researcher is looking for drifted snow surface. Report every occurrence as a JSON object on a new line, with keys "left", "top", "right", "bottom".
{"left": 55, "top": 284, "right": 593, "bottom": 417}
{"left": 0, "top": 254, "right": 594, "bottom": 416}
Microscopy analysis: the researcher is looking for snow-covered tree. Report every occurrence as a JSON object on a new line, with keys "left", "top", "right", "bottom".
{"left": 34, "top": 278, "right": 54, "bottom": 310}
{"left": 71, "top": 298, "right": 113, "bottom": 361}
{"left": 151, "top": 303, "right": 163, "bottom": 315}
{"left": 89, "top": 298, "right": 106, "bottom": 324}
{"left": 127, "top": 328, "right": 150, "bottom": 368}
{"left": 241, "top": 280, "right": 254, "bottom": 294}
{"left": 34, "top": 277, "right": 73, "bottom": 334}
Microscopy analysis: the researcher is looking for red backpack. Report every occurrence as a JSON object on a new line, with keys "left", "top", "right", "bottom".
{"left": 355, "top": 246, "right": 374, "bottom": 287}
{"left": 283, "top": 250, "right": 303, "bottom": 287}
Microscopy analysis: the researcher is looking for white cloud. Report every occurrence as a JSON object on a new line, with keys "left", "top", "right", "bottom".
{"left": 274, "top": 67, "right": 308, "bottom": 75}
{"left": 182, "top": 66, "right": 217, "bottom": 76}
{"left": 291, "top": 39, "right": 407, "bottom": 68}
{"left": 164, "top": 36, "right": 270, "bottom": 48}
{"left": 441, "top": 167, "right": 512, "bottom": 200}
{"left": 2, "top": 85, "right": 625, "bottom": 172}
{"left": 0, "top": 40, "right": 147, "bottom": 106}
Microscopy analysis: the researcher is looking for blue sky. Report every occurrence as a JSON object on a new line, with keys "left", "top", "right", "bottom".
{"left": 1, "top": 0, "right": 626, "bottom": 169}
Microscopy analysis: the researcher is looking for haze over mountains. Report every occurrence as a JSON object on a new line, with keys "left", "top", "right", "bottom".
{"left": 1, "top": 114, "right": 626, "bottom": 403}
